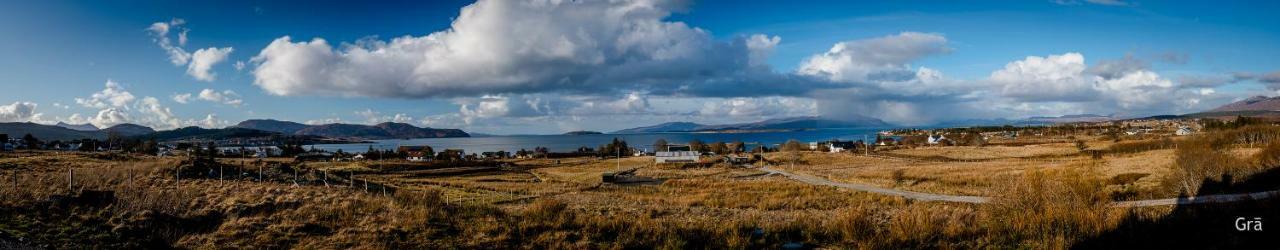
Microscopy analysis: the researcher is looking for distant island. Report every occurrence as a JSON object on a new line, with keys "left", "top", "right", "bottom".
{"left": 563, "top": 130, "right": 603, "bottom": 135}
{"left": 612, "top": 116, "right": 890, "bottom": 134}
{"left": 0, "top": 119, "right": 470, "bottom": 145}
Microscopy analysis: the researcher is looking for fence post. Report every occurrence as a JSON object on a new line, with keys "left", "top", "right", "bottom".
{"left": 259, "top": 166, "right": 263, "bottom": 182}
{"left": 219, "top": 165, "right": 224, "bottom": 186}
{"left": 67, "top": 168, "right": 73, "bottom": 193}
{"left": 323, "top": 170, "right": 329, "bottom": 187}
{"left": 364, "top": 179, "right": 368, "bottom": 193}
{"left": 349, "top": 171, "right": 353, "bottom": 188}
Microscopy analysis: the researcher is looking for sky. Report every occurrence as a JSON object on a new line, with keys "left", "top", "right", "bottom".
{"left": 1, "top": 0, "right": 1278, "bottom": 134}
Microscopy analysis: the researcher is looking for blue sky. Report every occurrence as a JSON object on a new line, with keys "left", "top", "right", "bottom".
{"left": 1, "top": 0, "right": 1278, "bottom": 134}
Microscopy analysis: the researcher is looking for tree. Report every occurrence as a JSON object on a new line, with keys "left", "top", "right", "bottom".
{"left": 709, "top": 141, "right": 727, "bottom": 155}
{"left": 688, "top": 139, "right": 705, "bottom": 153}
{"left": 654, "top": 139, "right": 669, "bottom": 152}
{"left": 781, "top": 139, "right": 804, "bottom": 152}
{"left": 21, "top": 133, "right": 39, "bottom": 150}
{"left": 729, "top": 141, "right": 745, "bottom": 153}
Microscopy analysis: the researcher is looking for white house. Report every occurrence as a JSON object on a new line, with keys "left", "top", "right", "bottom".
{"left": 927, "top": 134, "right": 947, "bottom": 144}
{"left": 1176, "top": 127, "right": 1194, "bottom": 136}
{"left": 655, "top": 151, "right": 699, "bottom": 163}
{"left": 353, "top": 154, "right": 366, "bottom": 161}
{"left": 808, "top": 142, "right": 819, "bottom": 150}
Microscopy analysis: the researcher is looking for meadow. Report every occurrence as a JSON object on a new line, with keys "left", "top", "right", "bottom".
{"left": 1, "top": 125, "right": 1278, "bottom": 248}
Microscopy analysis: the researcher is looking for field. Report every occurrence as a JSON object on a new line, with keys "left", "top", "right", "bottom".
{"left": 2, "top": 126, "right": 1280, "bottom": 248}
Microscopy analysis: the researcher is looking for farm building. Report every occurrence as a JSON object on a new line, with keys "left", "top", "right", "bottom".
{"left": 398, "top": 146, "right": 434, "bottom": 162}
{"left": 655, "top": 151, "right": 699, "bottom": 163}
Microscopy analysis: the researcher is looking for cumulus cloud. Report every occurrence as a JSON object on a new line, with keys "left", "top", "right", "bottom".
{"left": 0, "top": 102, "right": 41, "bottom": 123}
{"left": 172, "top": 93, "right": 193, "bottom": 104}
{"left": 1086, "top": 54, "right": 1149, "bottom": 80}
{"left": 187, "top": 47, "right": 234, "bottom": 81}
{"left": 147, "top": 19, "right": 190, "bottom": 65}
{"left": 354, "top": 109, "right": 416, "bottom": 124}
{"left": 197, "top": 89, "right": 243, "bottom": 106}
{"left": 797, "top": 32, "right": 950, "bottom": 83}
{"left": 75, "top": 80, "right": 136, "bottom": 109}
{"left": 700, "top": 97, "right": 816, "bottom": 118}
{"left": 990, "top": 53, "right": 1098, "bottom": 102}
{"left": 250, "top": 0, "right": 779, "bottom": 98}
{"left": 147, "top": 19, "right": 234, "bottom": 81}
{"left": 135, "top": 96, "right": 182, "bottom": 129}
{"left": 88, "top": 108, "right": 130, "bottom": 128}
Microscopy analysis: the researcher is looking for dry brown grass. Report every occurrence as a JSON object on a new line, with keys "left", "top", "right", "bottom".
{"left": 2, "top": 124, "right": 1275, "bottom": 250}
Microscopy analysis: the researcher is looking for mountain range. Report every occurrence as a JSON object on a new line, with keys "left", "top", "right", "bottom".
{"left": 1210, "top": 96, "right": 1280, "bottom": 112}
{"left": 612, "top": 116, "right": 890, "bottom": 134}
{"left": 232, "top": 119, "right": 469, "bottom": 139}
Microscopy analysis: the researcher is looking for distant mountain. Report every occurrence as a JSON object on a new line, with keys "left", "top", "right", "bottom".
{"left": 564, "top": 131, "right": 603, "bottom": 135}
{"left": 0, "top": 122, "right": 105, "bottom": 141}
{"left": 102, "top": 124, "right": 155, "bottom": 137}
{"left": 55, "top": 122, "right": 98, "bottom": 131}
{"left": 232, "top": 119, "right": 309, "bottom": 134}
{"left": 293, "top": 122, "right": 469, "bottom": 139}
{"left": 612, "top": 116, "right": 889, "bottom": 134}
{"left": 142, "top": 126, "right": 279, "bottom": 141}
{"left": 1025, "top": 114, "right": 1122, "bottom": 123}
{"left": 612, "top": 122, "right": 704, "bottom": 134}
{"left": 372, "top": 122, "right": 469, "bottom": 139}
{"left": 1210, "top": 96, "right": 1280, "bottom": 112}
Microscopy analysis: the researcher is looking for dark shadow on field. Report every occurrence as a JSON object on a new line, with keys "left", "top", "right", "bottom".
{"left": 1073, "top": 167, "right": 1280, "bottom": 249}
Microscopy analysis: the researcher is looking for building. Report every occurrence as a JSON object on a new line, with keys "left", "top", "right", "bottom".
{"left": 808, "top": 142, "right": 819, "bottom": 150}
{"left": 437, "top": 149, "right": 465, "bottom": 161}
{"left": 398, "top": 146, "right": 434, "bottom": 162}
{"left": 927, "top": 134, "right": 947, "bottom": 144}
{"left": 829, "top": 140, "right": 858, "bottom": 153}
{"left": 1176, "top": 127, "right": 1195, "bottom": 136}
{"left": 655, "top": 151, "right": 699, "bottom": 163}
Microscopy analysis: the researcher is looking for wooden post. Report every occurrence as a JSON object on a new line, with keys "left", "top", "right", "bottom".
{"left": 258, "top": 166, "right": 263, "bottom": 182}
{"left": 323, "top": 170, "right": 329, "bottom": 187}
{"left": 381, "top": 185, "right": 386, "bottom": 197}
{"left": 364, "top": 179, "right": 368, "bottom": 193}
{"left": 219, "top": 165, "right": 224, "bottom": 186}
{"left": 67, "top": 168, "right": 74, "bottom": 192}
{"left": 349, "top": 171, "right": 354, "bottom": 188}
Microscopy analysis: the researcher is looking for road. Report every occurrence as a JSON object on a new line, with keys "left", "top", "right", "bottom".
{"left": 760, "top": 166, "right": 1280, "bottom": 207}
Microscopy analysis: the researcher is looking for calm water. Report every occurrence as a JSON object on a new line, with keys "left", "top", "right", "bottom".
{"left": 306, "top": 128, "right": 887, "bottom": 154}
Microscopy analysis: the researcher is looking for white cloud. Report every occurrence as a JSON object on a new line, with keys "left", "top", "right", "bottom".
{"left": 354, "top": 108, "right": 417, "bottom": 124}
{"left": 700, "top": 97, "right": 817, "bottom": 118}
{"left": 187, "top": 47, "right": 234, "bottom": 81}
{"left": 89, "top": 108, "right": 130, "bottom": 128}
{"left": 147, "top": 19, "right": 190, "bottom": 65}
{"left": 990, "top": 52, "right": 1098, "bottom": 102}
{"left": 75, "top": 80, "right": 136, "bottom": 109}
{"left": 234, "top": 60, "right": 246, "bottom": 71}
{"left": 196, "top": 89, "right": 243, "bottom": 106}
{"left": 304, "top": 117, "right": 342, "bottom": 125}
{"left": 0, "top": 102, "right": 41, "bottom": 123}
{"left": 798, "top": 32, "right": 950, "bottom": 83}
{"left": 147, "top": 18, "right": 234, "bottom": 82}
{"left": 171, "top": 93, "right": 193, "bottom": 104}
{"left": 135, "top": 96, "right": 182, "bottom": 130}
{"left": 249, "top": 0, "right": 772, "bottom": 98}
{"left": 187, "top": 114, "right": 227, "bottom": 128}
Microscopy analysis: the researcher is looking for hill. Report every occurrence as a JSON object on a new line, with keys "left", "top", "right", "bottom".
{"left": 0, "top": 122, "right": 106, "bottom": 141}
{"left": 232, "top": 119, "right": 310, "bottom": 134}
{"left": 140, "top": 126, "right": 279, "bottom": 141}
{"left": 1210, "top": 96, "right": 1280, "bottom": 112}
{"left": 102, "top": 124, "right": 156, "bottom": 137}
{"left": 563, "top": 131, "right": 603, "bottom": 135}
{"left": 233, "top": 119, "right": 470, "bottom": 139}
{"left": 55, "top": 122, "right": 98, "bottom": 131}
{"left": 612, "top": 116, "right": 889, "bottom": 134}
{"left": 612, "top": 122, "right": 703, "bottom": 134}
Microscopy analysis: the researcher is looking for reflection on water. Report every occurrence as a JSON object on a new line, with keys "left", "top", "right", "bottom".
{"left": 306, "top": 128, "right": 884, "bottom": 153}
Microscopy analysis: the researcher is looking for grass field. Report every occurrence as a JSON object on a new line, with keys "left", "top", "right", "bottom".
{"left": 2, "top": 126, "right": 1278, "bottom": 248}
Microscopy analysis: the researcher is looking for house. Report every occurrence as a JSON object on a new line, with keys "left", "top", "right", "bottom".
{"left": 1176, "top": 127, "right": 1195, "bottom": 136}
{"left": 353, "top": 154, "right": 366, "bottom": 161}
{"left": 876, "top": 137, "right": 897, "bottom": 146}
{"left": 398, "top": 146, "right": 434, "bottom": 162}
{"left": 927, "top": 134, "right": 947, "bottom": 144}
{"left": 829, "top": 140, "right": 858, "bottom": 153}
{"left": 808, "top": 142, "right": 819, "bottom": 150}
{"left": 655, "top": 151, "right": 699, "bottom": 163}
{"left": 632, "top": 147, "right": 649, "bottom": 157}
{"left": 437, "top": 149, "right": 465, "bottom": 161}
{"left": 724, "top": 154, "right": 753, "bottom": 164}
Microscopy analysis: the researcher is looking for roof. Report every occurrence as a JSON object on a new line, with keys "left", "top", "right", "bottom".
{"left": 656, "top": 151, "right": 699, "bottom": 157}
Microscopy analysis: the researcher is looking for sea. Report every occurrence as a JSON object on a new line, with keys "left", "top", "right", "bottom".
{"left": 304, "top": 128, "right": 887, "bottom": 154}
